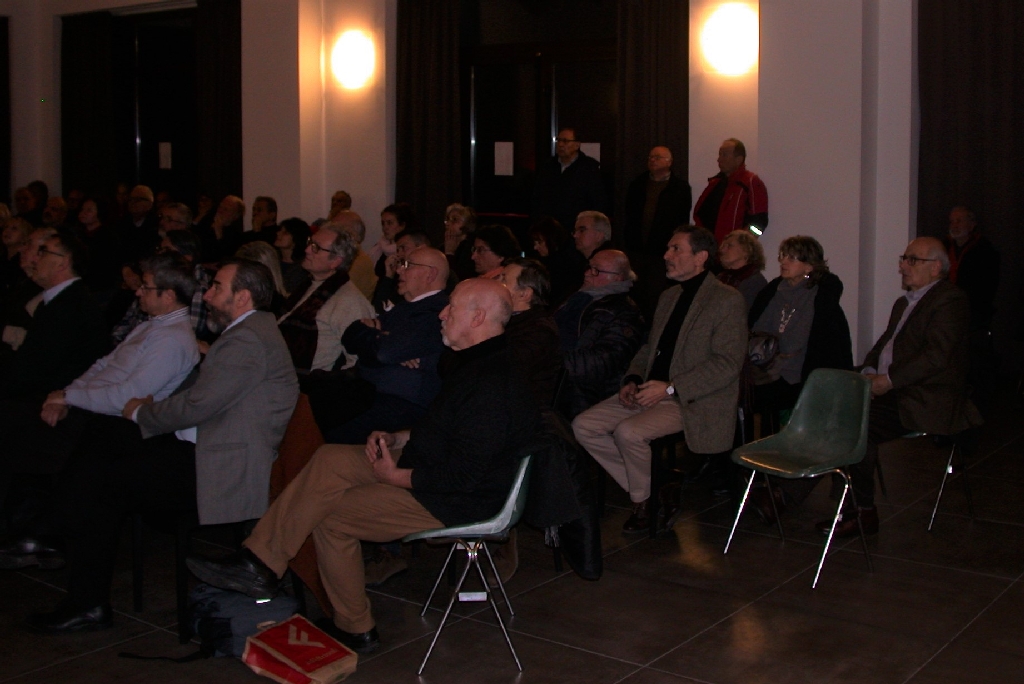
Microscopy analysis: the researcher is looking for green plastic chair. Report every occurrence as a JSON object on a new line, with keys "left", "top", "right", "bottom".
{"left": 723, "top": 369, "right": 873, "bottom": 588}
{"left": 402, "top": 454, "right": 533, "bottom": 674}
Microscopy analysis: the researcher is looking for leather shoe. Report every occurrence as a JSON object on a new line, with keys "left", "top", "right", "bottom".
{"left": 0, "top": 537, "right": 66, "bottom": 570}
{"left": 27, "top": 602, "right": 112, "bottom": 633}
{"left": 622, "top": 500, "right": 649, "bottom": 535}
{"left": 186, "top": 547, "right": 280, "bottom": 600}
{"left": 749, "top": 486, "right": 787, "bottom": 526}
{"left": 314, "top": 618, "right": 380, "bottom": 654}
{"left": 816, "top": 506, "right": 879, "bottom": 538}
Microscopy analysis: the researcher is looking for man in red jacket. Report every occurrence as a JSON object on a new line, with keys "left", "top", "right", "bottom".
{"left": 692, "top": 138, "right": 769, "bottom": 242}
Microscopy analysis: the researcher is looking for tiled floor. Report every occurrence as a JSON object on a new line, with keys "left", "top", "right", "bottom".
{"left": 2, "top": 386, "right": 1022, "bottom": 683}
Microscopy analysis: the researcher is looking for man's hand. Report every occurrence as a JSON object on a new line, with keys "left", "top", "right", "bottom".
{"left": 400, "top": 358, "right": 421, "bottom": 369}
{"left": 866, "top": 373, "right": 893, "bottom": 397}
{"left": 635, "top": 380, "right": 671, "bottom": 408}
{"left": 360, "top": 318, "right": 381, "bottom": 330}
{"left": 618, "top": 382, "right": 639, "bottom": 409}
{"left": 367, "top": 433, "right": 413, "bottom": 488}
{"left": 365, "top": 431, "right": 396, "bottom": 462}
{"left": 122, "top": 395, "right": 154, "bottom": 420}
{"left": 40, "top": 403, "right": 69, "bottom": 427}
{"left": 384, "top": 253, "right": 400, "bottom": 277}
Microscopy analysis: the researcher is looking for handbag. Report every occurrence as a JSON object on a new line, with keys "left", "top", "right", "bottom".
{"left": 748, "top": 332, "right": 779, "bottom": 369}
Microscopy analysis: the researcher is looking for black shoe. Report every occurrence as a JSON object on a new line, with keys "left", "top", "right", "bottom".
{"left": 622, "top": 500, "right": 650, "bottom": 535}
{"left": 0, "top": 537, "right": 66, "bottom": 570}
{"left": 314, "top": 618, "right": 381, "bottom": 654}
{"left": 27, "top": 602, "right": 112, "bottom": 633}
{"left": 186, "top": 547, "right": 280, "bottom": 600}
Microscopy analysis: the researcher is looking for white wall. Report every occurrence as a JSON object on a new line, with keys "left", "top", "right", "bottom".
{"left": 689, "top": 0, "right": 917, "bottom": 358}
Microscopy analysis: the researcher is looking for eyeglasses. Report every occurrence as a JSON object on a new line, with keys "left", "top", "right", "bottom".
{"left": 555, "top": 137, "right": 577, "bottom": 143}
{"left": 898, "top": 255, "right": 939, "bottom": 266}
{"left": 471, "top": 245, "right": 493, "bottom": 255}
{"left": 37, "top": 247, "right": 67, "bottom": 258}
{"left": 306, "top": 237, "right": 333, "bottom": 255}
{"left": 777, "top": 254, "right": 801, "bottom": 262}
{"left": 586, "top": 265, "right": 619, "bottom": 277}
{"left": 137, "top": 284, "right": 162, "bottom": 292}
{"left": 397, "top": 259, "right": 434, "bottom": 270}
{"left": 648, "top": 155, "right": 671, "bottom": 161}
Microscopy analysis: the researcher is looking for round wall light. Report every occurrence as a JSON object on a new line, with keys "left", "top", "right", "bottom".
{"left": 331, "top": 30, "right": 375, "bottom": 89}
{"left": 701, "top": 3, "right": 759, "bottom": 76}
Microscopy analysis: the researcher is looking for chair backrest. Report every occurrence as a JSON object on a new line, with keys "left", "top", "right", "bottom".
{"left": 480, "top": 454, "right": 534, "bottom": 535}
{"left": 782, "top": 369, "right": 872, "bottom": 466}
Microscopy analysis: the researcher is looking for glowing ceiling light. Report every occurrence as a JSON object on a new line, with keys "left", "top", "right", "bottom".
{"left": 331, "top": 30, "right": 375, "bottom": 89}
{"left": 701, "top": 4, "right": 759, "bottom": 76}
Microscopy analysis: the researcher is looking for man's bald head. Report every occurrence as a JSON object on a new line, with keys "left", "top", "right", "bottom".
{"left": 439, "top": 278, "right": 513, "bottom": 350}
{"left": 900, "top": 237, "right": 949, "bottom": 291}
{"left": 332, "top": 210, "right": 366, "bottom": 244}
{"left": 398, "top": 246, "right": 449, "bottom": 300}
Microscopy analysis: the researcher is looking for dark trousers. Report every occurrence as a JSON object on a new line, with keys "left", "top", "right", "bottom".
{"left": 60, "top": 432, "right": 196, "bottom": 609}
{"left": 780, "top": 392, "right": 906, "bottom": 510}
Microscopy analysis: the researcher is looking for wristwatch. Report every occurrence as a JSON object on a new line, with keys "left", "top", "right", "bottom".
{"left": 665, "top": 384, "right": 675, "bottom": 396}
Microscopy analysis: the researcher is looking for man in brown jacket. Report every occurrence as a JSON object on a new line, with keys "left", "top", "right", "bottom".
{"left": 832, "top": 236, "right": 982, "bottom": 536}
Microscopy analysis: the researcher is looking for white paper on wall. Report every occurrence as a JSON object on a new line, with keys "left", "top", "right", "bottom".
{"left": 158, "top": 142, "right": 172, "bottom": 170}
{"left": 494, "top": 142, "right": 514, "bottom": 176}
{"left": 580, "top": 142, "right": 600, "bottom": 163}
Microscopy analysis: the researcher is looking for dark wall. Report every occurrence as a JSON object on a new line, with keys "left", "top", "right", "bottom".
{"left": 0, "top": 18, "right": 9, "bottom": 205}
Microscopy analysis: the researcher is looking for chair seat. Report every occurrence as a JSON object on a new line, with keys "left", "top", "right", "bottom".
{"left": 404, "top": 518, "right": 508, "bottom": 543}
{"left": 732, "top": 433, "right": 864, "bottom": 479}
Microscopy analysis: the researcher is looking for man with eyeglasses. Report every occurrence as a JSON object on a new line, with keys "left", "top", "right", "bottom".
{"left": 370, "top": 228, "right": 431, "bottom": 313}
{"left": 0, "top": 253, "right": 199, "bottom": 571}
{"left": 277, "top": 223, "right": 373, "bottom": 373}
{"left": 554, "top": 249, "right": 645, "bottom": 420}
{"left": 532, "top": 127, "right": 609, "bottom": 236}
{"left": 798, "top": 237, "right": 982, "bottom": 538}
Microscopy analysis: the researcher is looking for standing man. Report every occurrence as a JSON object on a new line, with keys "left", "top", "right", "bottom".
{"left": 27, "top": 259, "right": 299, "bottom": 632}
{"left": 572, "top": 226, "right": 746, "bottom": 533}
{"left": 624, "top": 146, "right": 692, "bottom": 256}
{"left": 532, "top": 127, "right": 609, "bottom": 234}
{"left": 692, "top": 138, "right": 769, "bottom": 243}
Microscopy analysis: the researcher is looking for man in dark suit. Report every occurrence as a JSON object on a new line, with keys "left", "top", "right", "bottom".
{"left": 27, "top": 259, "right": 299, "bottom": 633}
{"left": 829, "top": 237, "right": 982, "bottom": 536}
{"left": 532, "top": 127, "right": 609, "bottom": 234}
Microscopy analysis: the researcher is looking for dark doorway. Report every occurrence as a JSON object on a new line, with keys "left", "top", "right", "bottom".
{"left": 0, "top": 18, "right": 9, "bottom": 205}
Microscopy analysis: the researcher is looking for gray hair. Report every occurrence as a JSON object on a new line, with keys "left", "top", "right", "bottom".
{"left": 577, "top": 211, "right": 612, "bottom": 241}
{"left": 673, "top": 225, "right": 717, "bottom": 260}
{"left": 316, "top": 223, "right": 358, "bottom": 271}
{"left": 505, "top": 257, "right": 551, "bottom": 308}
{"left": 236, "top": 240, "right": 288, "bottom": 297}
{"left": 139, "top": 252, "right": 196, "bottom": 306}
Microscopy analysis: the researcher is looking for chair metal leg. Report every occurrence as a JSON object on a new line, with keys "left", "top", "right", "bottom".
{"left": 417, "top": 543, "right": 475, "bottom": 675}
{"left": 814, "top": 476, "right": 849, "bottom": 589}
{"left": 875, "top": 455, "right": 888, "bottom": 499}
{"left": 762, "top": 473, "right": 785, "bottom": 543}
{"left": 929, "top": 442, "right": 974, "bottom": 530}
{"left": 420, "top": 543, "right": 458, "bottom": 616}
{"left": 481, "top": 542, "right": 514, "bottom": 617}
{"left": 472, "top": 544, "right": 522, "bottom": 672}
{"left": 724, "top": 470, "right": 755, "bottom": 554}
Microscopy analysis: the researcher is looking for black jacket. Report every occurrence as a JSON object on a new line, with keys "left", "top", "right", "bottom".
{"left": 623, "top": 171, "right": 692, "bottom": 255}
{"left": 531, "top": 150, "right": 609, "bottom": 233}
{"left": 506, "top": 306, "right": 562, "bottom": 407}
{"left": 555, "top": 291, "right": 646, "bottom": 418}
{"left": 748, "top": 272, "right": 853, "bottom": 383}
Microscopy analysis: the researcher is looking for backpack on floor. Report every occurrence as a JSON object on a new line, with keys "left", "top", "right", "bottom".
{"left": 189, "top": 583, "right": 299, "bottom": 658}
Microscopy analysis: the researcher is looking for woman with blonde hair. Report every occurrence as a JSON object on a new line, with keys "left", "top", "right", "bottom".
{"left": 236, "top": 240, "right": 288, "bottom": 316}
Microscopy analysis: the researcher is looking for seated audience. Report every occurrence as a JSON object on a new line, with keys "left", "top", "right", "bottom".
{"left": 26, "top": 259, "right": 299, "bottom": 632}
{"left": 118, "top": 185, "right": 159, "bottom": 263}
{"left": 236, "top": 241, "right": 289, "bottom": 316}
{"left": 716, "top": 229, "right": 768, "bottom": 312}
{"left": 471, "top": 224, "right": 520, "bottom": 279}
{"left": 371, "top": 228, "right": 430, "bottom": 313}
{"left": 278, "top": 223, "right": 374, "bottom": 373}
{"left": 186, "top": 278, "right": 538, "bottom": 654}
{"left": 0, "top": 215, "right": 31, "bottom": 292}
{"left": 14, "top": 186, "right": 42, "bottom": 226}
{"left": 330, "top": 211, "right": 378, "bottom": 300}
{"left": 0, "top": 253, "right": 200, "bottom": 561}
{"left": 500, "top": 258, "right": 562, "bottom": 406}
{"left": 41, "top": 197, "right": 70, "bottom": 230}
{"left": 1, "top": 228, "right": 53, "bottom": 349}
{"left": 371, "top": 203, "right": 416, "bottom": 277}
{"left": 75, "top": 197, "right": 121, "bottom": 294}
{"left": 766, "top": 238, "right": 982, "bottom": 537}
{"left": 747, "top": 236, "right": 852, "bottom": 435}
{"left": 554, "top": 249, "right": 645, "bottom": 419}
{"left": 250, "top": 196, "right": 279, "bottom": 243}
{"left": 328, "top": 190, "right": 352, "bottom": 222}
{"left": 197, "top": 195, "right": 246, "bottom": 263}
{"left": 443, "top": 203, "right": 478, "bottom": 281}
{"left": 573, "top": 226, "right": 746, "bottom": 533}
{"left": 530, "top": 216, "right": 580, "bottom": 307}
{"left": 275, "top": 218, "right": 313, "bottom": 296}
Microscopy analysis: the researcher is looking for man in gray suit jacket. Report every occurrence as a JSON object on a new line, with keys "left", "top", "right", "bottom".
{"left": 573, "top": 226, "right": 747, "bottom": 534}
{"left": 28, "top": 259, "right": 299, "bottom": 633}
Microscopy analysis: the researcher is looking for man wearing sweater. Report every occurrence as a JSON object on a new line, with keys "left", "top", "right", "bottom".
{"left": 187, "top": 278, "right": 539, "bottom": 654}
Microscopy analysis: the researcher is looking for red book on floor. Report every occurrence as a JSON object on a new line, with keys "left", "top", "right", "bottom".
{"left": 243, "top": 614, "right": 357, "bottom": 683}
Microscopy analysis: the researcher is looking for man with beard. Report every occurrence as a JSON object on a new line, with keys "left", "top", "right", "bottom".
{"left": 26, "top": 259, "right": 298, "bottom": 633}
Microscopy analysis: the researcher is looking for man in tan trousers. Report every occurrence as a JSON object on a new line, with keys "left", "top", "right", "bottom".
{"left": 187, "top": 278, "right": 539, "bottom": 654}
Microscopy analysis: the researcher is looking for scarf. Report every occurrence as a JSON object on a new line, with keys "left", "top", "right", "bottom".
{"left": 278, "top": 269, "right": 350, "bottom": 371}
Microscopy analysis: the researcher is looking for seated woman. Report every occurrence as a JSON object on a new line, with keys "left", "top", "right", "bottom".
{"left": 274, "top": 218, "right": 312, "bottom": 296}
{"left": 470, "top": 224, "right": 521, "bottom": 280}
{"left": 371, "top": 203, "right": 416, "bottom": 277}
{"left": 716, "top": 229, "right": 768, "bottom": 312}
{"left": 443, "top": 203, "right": 478, "bottom": 281}
{"left": 529, "top": 216, "right": 580, "bottom": 307}
{"left": 747, "top": 235, "right": 853, "bottom": 435}
{"left": 236, "top": 240, "right": 289, "bottom": 317}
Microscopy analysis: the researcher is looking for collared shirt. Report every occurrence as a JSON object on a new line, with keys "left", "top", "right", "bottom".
{"left": 875, "top": 279, "right": 941, "bottom": 377}
{"left": 66, "top": 306, "right": 199, "bottom": 417}
{"left": 409, "top": 289, "right": 443, "bottom": 303}
{"left": 41, "top": 277, "right": 81, "bottom": 304}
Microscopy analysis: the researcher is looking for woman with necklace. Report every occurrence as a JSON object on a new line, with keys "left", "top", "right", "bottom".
{"left": 747, "top": 235, "right": 852, "bottom": 435}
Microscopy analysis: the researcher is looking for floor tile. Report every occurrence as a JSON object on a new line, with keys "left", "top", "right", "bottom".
{"left": 905, "top": 641, "right": 1024, "bottom": 684}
